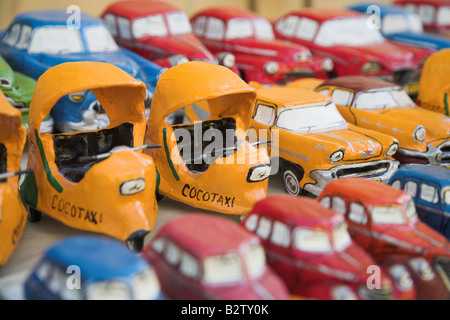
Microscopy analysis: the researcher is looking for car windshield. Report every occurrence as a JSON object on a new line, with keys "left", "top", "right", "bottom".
{"left": 315, "top": 17, "right": 385, "bottom": 46}
{"left": 293, "top": 227, "right": 332, "bottom": 253}
{"left": 202, "top": 252, "right": 243, "bottom": 285}
{"left": 28, "top": 27, "right": 84, "bottom": 54}
{"left": 442, "top": 187, "right": 450, "bottom": 206}
{"left": 382, "top": 13, "right": 424, "bottom": 34}
{"left": 243, "top": 244, "right": 266, "bottom": 278}
{"left": 226, "top": 18, "right": 274, "bottom": 40}
{"left": 353, "top": 88, "right": 415, "bottom": 110}
{"left": 167, "top": 11, "right": 192, "bottom": 35}
{"left": 276, "top": 101, "right": 348, "bottom": 133}
{"left": 404, "top": 199, "right": 418, "bottom": 221}
{"left": 83, "top": 25, "right": 119, "bottom": 52}
{"left": 437, "top": 7, "right": 450, "bottom": 26}
{"left": 333, "top": 222, "right": 352, "bottom": 251}
{"left": 370, "top": 205, "right": 406, "bottom": 225}
{"left": 132, "top": 14, "right": 168, "bottom": 38}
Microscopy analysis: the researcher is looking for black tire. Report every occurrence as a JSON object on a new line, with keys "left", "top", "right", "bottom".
{"left": 126, "top": 230, "right": 149, "bottom": 252}
{"left": 27, "top": 207, "right": 42, "bottom": 223}
{"left": 156, "top": 191, "right": 164, "bottom": 201}
{"left": 281, "top": 163, "right": 305, "bottom": 196}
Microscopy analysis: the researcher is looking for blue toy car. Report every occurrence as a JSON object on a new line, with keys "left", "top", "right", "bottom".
{"left": 24, "top": 235, "right": 166, "bottom": 300}
{"left": 388, "top": 164, "right": 450, "bottom": 239}
{"left": 349, "top": 3, "right": 450, "bottom": 51}
{"left": 0, "top": 10, "right": 163, "bottom": 133}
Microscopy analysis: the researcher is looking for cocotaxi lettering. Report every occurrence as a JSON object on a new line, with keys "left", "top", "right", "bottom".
{"left": 51, "top": 194, "right": 103, "bottom": 225}
{"left": 181, "top": 184, "right": 236, "bottom": 208}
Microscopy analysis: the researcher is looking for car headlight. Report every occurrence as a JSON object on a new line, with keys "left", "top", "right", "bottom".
{"left": 168, "top": 54, "right": 189, "bottom": 66}
{"left": 409, "top": 258, "right": 435, "bottom": 281}
{"left": 413, "top": 125, "right": 426, "bottom": 143}
{"left": 247, "top": 164, "right": 271, "bottom": 182}
{"left": 386, "top": 142, "right": 399, "bottom": 157}
{"left": 329, "top": 150, "right": 344, "bottom": 163}
{"left": 132, "top": 268, "right": 161, "bottom": 300}
{"left": 0, "top": 78, "right": 12, "bottom": 89}
{"left": 360, "top": 61, "right": 381, "bottom": 74}
{"left": 120, "top": 178, "right": 146, "bottom": 195}
{"left": 86, "top": 281, "right": 131, "bottom": 300}
{"left": 388, "top": 264, "right": 414, "bottom": 291}
{"left": 331, "top": 285, "right": 358, "bottom": 300}
{"left": 295, "top": 51, "right": 310, "bottom": 61}
{"left": 68, "top": 90, "right": 86, "bottom": 103}
{"left": 217, "top": 52, "right": 235, "bottom": 68}
{"left": 264, "top": 62, "right": 279, "bottom": 75}
{"left": 322, "top": 58, "right": 334, "bottom": 72}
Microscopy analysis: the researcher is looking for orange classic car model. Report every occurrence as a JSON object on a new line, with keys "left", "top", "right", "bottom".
{"left": 247, "top": 85, "right": 400, "bottom": 196}
{"left": 20, "top": 61, "right": 160, "bottom": 250}
{"left": 314, "top": 76, "right": 450, "bottom": 166}
{"left": 0, "top": 91, "right": 27, "bottom": 266}
{"left": 144, "top": 61, "right": 271, "bottom": 215}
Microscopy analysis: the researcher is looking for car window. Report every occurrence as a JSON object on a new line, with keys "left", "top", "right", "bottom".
{"left": 293, "top": 227, "right": 332, "bottom": 253}
{"left": 331, "top": 89, "right": 353, "bottom": 107}
{"left": 46, "top": 266, "right": 65, "bottom": 294}
{"left": 3, "top": 23, "right": 21, "bottom": 46}
{"left": 316, "top": 88, "right": 330, "bottom": 96}
{"left": 332, "top": 196, "right": 347, "bottom": 215}
{"left": 244, "top": 214, "right": 258, "bottom": 232}
{"left": 179, "top": 252, "right": 200, "bottom": 280}
{"left": 253, "top": 104, "right": 275, "bottom": 126}
{"left": 226, "top": 18, "right": 253, "bottom": 39}
{"left": 167, "top": 11, "right": 192, "bottom": 35}
{"left": 275, "top": 15, "right": 299, "bottom": 37}
{"left": 405, "top": 180, "right": 418, "bottom": 197}
{"left": 151, "top": 237, "right": 165, "bottom": 253}
{"left": 256, "top": 217, "right": 272, "bottom": 240}
{"left": 437, "top": 7, "right": 450, "bottom": 26}
{"left": 443, "top": 188, "right": 450, "bottom": 205}
{"left": 118, "top": 17, "right": 132, "bottom": 40}
{"left": 35, "top": 261, "right": 52, "bottom": 282}
{"left": 403, "top": 4, "right": 416, "bottom": 13}
{"left": 382, "top": 14, "right": 411, "bottom": 34}
{"left": 103, "top": 14, "right": 118, "bottom": 36}
{"left": 16, "top": 25, "right": 31, "bottom": 49}
{"left": 28, "top": 27, "right": 84, "bottom": 54}
{"left": 254, "top": 18, "right": 274, "bottom": 40}
{"left": 83, "top": 25, "right": 119, "bottom": 53}
{"left": 370, "top": 205, "right": 406, "bottom": 225}
{"left": 390, "top": 179, "right": 401, "bottom": 190}
{"left": 132, "top": 15, "right": 167, "bottom": 39}
{"left": 270, "top": 221, "right": 290, "bottom": 248}
{"left": 295, "top": 17, "right": 318, "bottom": 41}
{"left": 419, "top": 5, "right": 435, "bottom": 24}
{"left": 405, "top": 199, "right": 418, "bottom": 221}
{"left": 205, "top": 17, "right": 224, "bottom": 40}
{"left": 333, "top": 222, "right": 352, "bottom": 251}
{"left": 349, "top": 202, "right": 367, "bottom": 225}
{"left": 319, "top": 196, "right": 331, "bottom": 208}
{"left": 164, "top": 240, "right": 181, "bottom": 265}
{"left": 244, "top": 244, "right": 266, "bottom": 278}
{"left": 203, "top": 252, "right": 243, "bottom": 284}
{"left": 420, "top": 183, "right": 439, "bottom": 204}
{"left": 192, "top": 16, "right": 206, "bottom": 36}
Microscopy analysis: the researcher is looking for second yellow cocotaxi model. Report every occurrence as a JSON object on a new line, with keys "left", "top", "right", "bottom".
{"left": 20, "top": 62, "right": 159, "bottom": 250}
{"left": 145, "top": 61, "right": 271, "bottom": 215}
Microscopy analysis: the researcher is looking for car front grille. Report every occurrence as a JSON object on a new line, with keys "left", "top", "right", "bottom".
{"left": 336, "top": 162, "right": 391, "bottom": 179}
{"left": 283, "top": 68, "right": 316, "bottom": 79}
{"left": 437, "top": 141, "right": 450, "bottom": 166}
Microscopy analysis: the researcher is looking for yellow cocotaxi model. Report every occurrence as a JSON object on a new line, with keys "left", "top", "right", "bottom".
{"left": 248, "top": 86, "right": 400, "bottom": 196}
{"left": 145, "top": 61, "right": 271, "bottom": 215}
{"left": 0, "top": 91, "right": 27, "bottom": 266}
{"left": 20, "top": 62, "right": 159, "bottom": 250}
{"left": 418, "top": 48, "right": 450, "bottom": 116}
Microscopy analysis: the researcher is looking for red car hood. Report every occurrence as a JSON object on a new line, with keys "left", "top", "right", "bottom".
{"left": 141, "top": 33, "right": 216, "bottom": 62}
{"left": 230, "top": 38, "right": 310, "bottom": 61}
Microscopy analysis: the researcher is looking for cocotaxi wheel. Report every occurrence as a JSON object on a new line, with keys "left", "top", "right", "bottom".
{"left": 281, "top": 163, "right": 305, "bottom": 197}
{"left": 126, "top": 230, "right": 150, "bottom": 252}
{"left": 27, "top": 207, "right": 42, "bottom": 223}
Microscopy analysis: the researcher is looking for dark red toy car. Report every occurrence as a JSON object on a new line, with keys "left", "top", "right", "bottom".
{"left": 273, "top": 8, "right": 434, "bottom": 89}
{"left": 101, "top": 0, "right": 236, "bottom": 69}
{"left": 241, "top": 195, "right": 416, "bottom": 300}
{"left": 190, "top": 6, "right": 333, "bottom": 85}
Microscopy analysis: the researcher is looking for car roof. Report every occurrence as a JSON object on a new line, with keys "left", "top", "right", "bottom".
{"left": 11, "top": 9, "right": 101, "bottom": 28}
{"left": 391, "top": 164, "right": 450, "bottom": 184}
{"left": 103, "top": 0, "right": 181, "bottom": 20}
{"left": 321, "top": 177, "right": 411, "bottom": 206}
{"left": 319, "top": 76, "right": 399, "bottom": 93}
{"left": 251, "top": 195, "right": 344, "bottom": 230}
{"left": 42, "top": 236, "right": 149, "bottom": 282}
{"left": 349, "top": 3, "right": 416, "bottom": 17}
{"left": 192, "top": 6, "right": 261, "bottom": 20}
{"left": 282, "top": 8, "right": 364, "bottom": 22}
{"left": 154, "top": 214, "right": 259, "bottom": 259}
{"left": 256, "top": 87, "right": 331, "bottom": 107}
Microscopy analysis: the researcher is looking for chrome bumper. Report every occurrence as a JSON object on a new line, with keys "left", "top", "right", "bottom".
{"left": 397, "top": 145, "right": 442, "bottom": 166}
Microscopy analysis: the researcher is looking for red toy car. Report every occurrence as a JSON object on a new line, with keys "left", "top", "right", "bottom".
{"left": 190, "top": 6, "right": 333, "bottom": 85}
{"left": 241, "top": 195, "right": 416, "bottom": 300}
{"left": 142, "top": 213, "right": 290, "bottom": 300}
{"left": 273, "top": 8, "right": 434, "bottom": 89}
{"left": 395, "top": 0, "right": 450, "bottom": 37}
{"left": 101, "top": 0, "right": 236, "bottom": 69}
{"left": 318, "top": 177, "right": 450, "bottom": 299}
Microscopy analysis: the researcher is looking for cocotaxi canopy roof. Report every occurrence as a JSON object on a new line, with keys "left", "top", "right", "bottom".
{"left": 0, "top": 91, "right": 23, "bottom": 141}
{"left": 149, "top": 61, "right": 256, "bottom": 129}
{"left": 28, "top": 61, "right": 147, "bottom": 134}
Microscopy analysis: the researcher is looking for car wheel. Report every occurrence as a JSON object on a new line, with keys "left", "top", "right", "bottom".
{"left": 126, "top": 230, "right": 149, "bottom": 252}
{"left": 27, "top": 207, "right": 42, "bottom": 223}
{"left": 156, "top": 190, "right": 164, "bottom": 201}
{"left": 281, "top": 164, "right": 304, "bottom": 196}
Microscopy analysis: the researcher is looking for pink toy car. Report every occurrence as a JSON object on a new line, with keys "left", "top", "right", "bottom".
{"left": 190, "top": 6, "right": 333, "bottom": 85}
{"left": 142, "top": 213, "right": 290, "bottom": 300}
